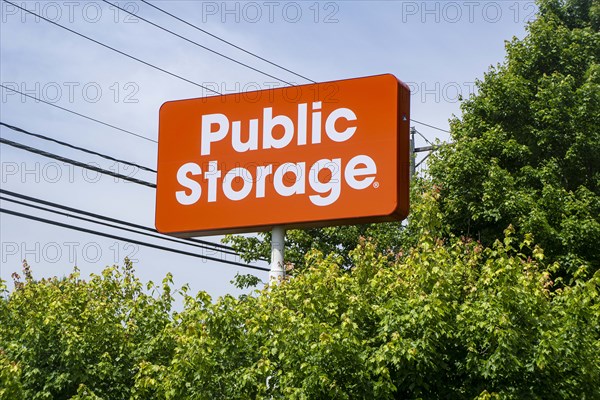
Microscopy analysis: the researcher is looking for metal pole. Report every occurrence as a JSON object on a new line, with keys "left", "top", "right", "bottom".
{"left": 409, "top": 127, "right": 416, "bottom": 179}
{"left": 269, "top": 226, "right": 285, "bottom": 282}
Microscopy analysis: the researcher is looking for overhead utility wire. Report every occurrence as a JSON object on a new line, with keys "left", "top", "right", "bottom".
{"left": 103, "top": 0, "right": 294, "bottom": 86}
{"left": 0, "top": 124, "right": 258, "bottom": 257}
{"left": 0, "top": 207, "right": 269, "bottom": 271}
{"left": 0, "top": 195, "right": 239, "bottom": 257}
{"left": 136, "top": 2, "right": 451, "bottom": 134}
{"left": 5, "top": 3, "right": 449, "bottom": 140}
{"left": 0, "top": 137, "right": 156, "bottom": 188}
{"left": 413, "top": 127, "right": 435, "bottom": 146}
{"left": 0, "top": 84, "right": 155, "bottom": 143}
{"left": 0, "top": 129, "right": 266, "bottom": 259}
{"left": 140, "top": 0, "right": 315, "bottom": 83}
{"left": 0, "top": 122, "right": 156, "bottom": 173}
{"left": 5, "top": 1, "right": 450, "bottom": 134}
{"left": 411, "top": 119, "right": 450, "bottom": 134}
{"left": 3, "top": 0, "right": 221, "bottom": 95}
{"left": 0, "top": 189, "right": 241, "bottom": 254}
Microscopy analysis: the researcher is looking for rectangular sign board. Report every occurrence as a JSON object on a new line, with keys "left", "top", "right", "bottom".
{"left": 156, "top": 74, "right": 410, "bottom": 236}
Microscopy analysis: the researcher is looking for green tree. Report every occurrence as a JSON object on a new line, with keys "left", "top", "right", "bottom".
{"left": 2, "top": 219, "right": 599, "bottom": 398}
{"left": 428, "top": 0, "right": 600, "bottom": 278}
{"left": 158, "top": 230, "right": 600, "bottom": 399}
{"left": 0, "top": 260, "right": 176, "bottom": 400}
{"left": 224, "top": 221, "right": 404, "bottom": 271}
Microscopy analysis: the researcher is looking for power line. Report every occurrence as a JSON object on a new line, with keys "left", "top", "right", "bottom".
{"left": 0, "top": 84, "right": 156, "bottom": 143}
{"left": 104, "top": 0, "right": 295, "bottom": 85}
{"left": 0, "top": 121, "right": 157, "bottom": 173}
{"left": 414, "top": 152, "right": 432, "bottom": 170}
{"left": 0, "top": 137, "right": 156, "bottom": 188}
{"left": 0, "top": 207, "right": 269, "bottom": 272}
{"left": 137, "top": 2, "right": 450, "bottom": 134}
{"left": 411, "top": 119, "right": 450, "bottom": 134}
{"left": 3, "top": 0, "right": 221, "bottom": 95}
{"left": 0, "top": 125, "right": 259, "bottom": 258}
{"left": 4, "top": 2, "right": 450, "bottom": 156}
{"left": 0, "top": 194, "right": 239, "bottom": 258}
{"left": 412, "top": 127, "right": 435, "bottom": 146}
{"left": 140, "top": 0, "right": 315, "bottom": 83}
{"left": 4, "top": 3, "right": 451, "bottom": 135}
{"left": 0, "top": 188, "right": 241, "bottom": 254}
{"left": 0, "top": 132, "right": 265, "bottom": 261}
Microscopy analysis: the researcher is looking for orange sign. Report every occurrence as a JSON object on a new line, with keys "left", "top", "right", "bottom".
{"left": 155, "top": 74, "right": 410, "bottom": 236}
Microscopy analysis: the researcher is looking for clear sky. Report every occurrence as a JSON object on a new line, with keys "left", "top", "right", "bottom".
{"left": 0, "top": 0, "right": 534, "bottom": 299}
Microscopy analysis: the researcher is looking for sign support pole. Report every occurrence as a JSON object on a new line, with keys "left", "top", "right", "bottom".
{"left": 409, "top": 126, "right": 416, "bottom": 179}
{"left": 269, "top": 226, "right": 286, "bottom": 282}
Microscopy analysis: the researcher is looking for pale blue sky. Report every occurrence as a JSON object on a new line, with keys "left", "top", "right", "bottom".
{"left": 1, "top": 0, "right": 533, "bottom": 299}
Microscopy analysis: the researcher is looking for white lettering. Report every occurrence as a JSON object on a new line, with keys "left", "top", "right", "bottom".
{"left": 345, "top": 155, "right": 376, "bottom": 189}
{"left": 325, "top": 107, "right": 357, "bottom": 142}
{"left": 182, "top": 103, "right": 378, "bottom": 207}
{"left": 176, "top": 162, "right": 202, "bottom": 205}
{"left": 256, "top": 164, "right": 273, "bottom": 198}
{"left": 205, "top": 161, "right": 221, "bottom": 202}
{"left": 201, "top": 113, "right": 229, "bottom": 155}
{"left": 232, "top": 119, "right": 259, "bottom": 152}
{"left": 311, "top": 101, "right": 322, "bottom": 144}
{"left": 223, "top": 167, "right": 253, "bottom": 201}
{"left": 199, "top": 103, "right": 357, "bottom": 155}
{"left": 274, "top": 162, "right": 306, "bottom": 196}
{"left": 308, "top": 158, "right": 341, "bottom": 206}
{"left": 263, "top": 107, "right": 294, "bottom": 149}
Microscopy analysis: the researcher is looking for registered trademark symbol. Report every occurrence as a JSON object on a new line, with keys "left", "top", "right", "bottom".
{"left": 373, "top": 182, "right": 380, "bottom": 188}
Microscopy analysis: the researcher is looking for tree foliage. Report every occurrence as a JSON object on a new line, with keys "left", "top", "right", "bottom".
{"left": 0, "top": 260, "right": 176, "bottom": 400}
{"left": 429, "top": 0, "right": 600, "bottom": 278}
{"left": 223, "top": 221, "right": 404, "bottom": 271}
{"left": 2, "top": 226, "right": 599, "bottom": 398}
{"left": 2, "top": 188, "right": 599, "bottom": 398}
